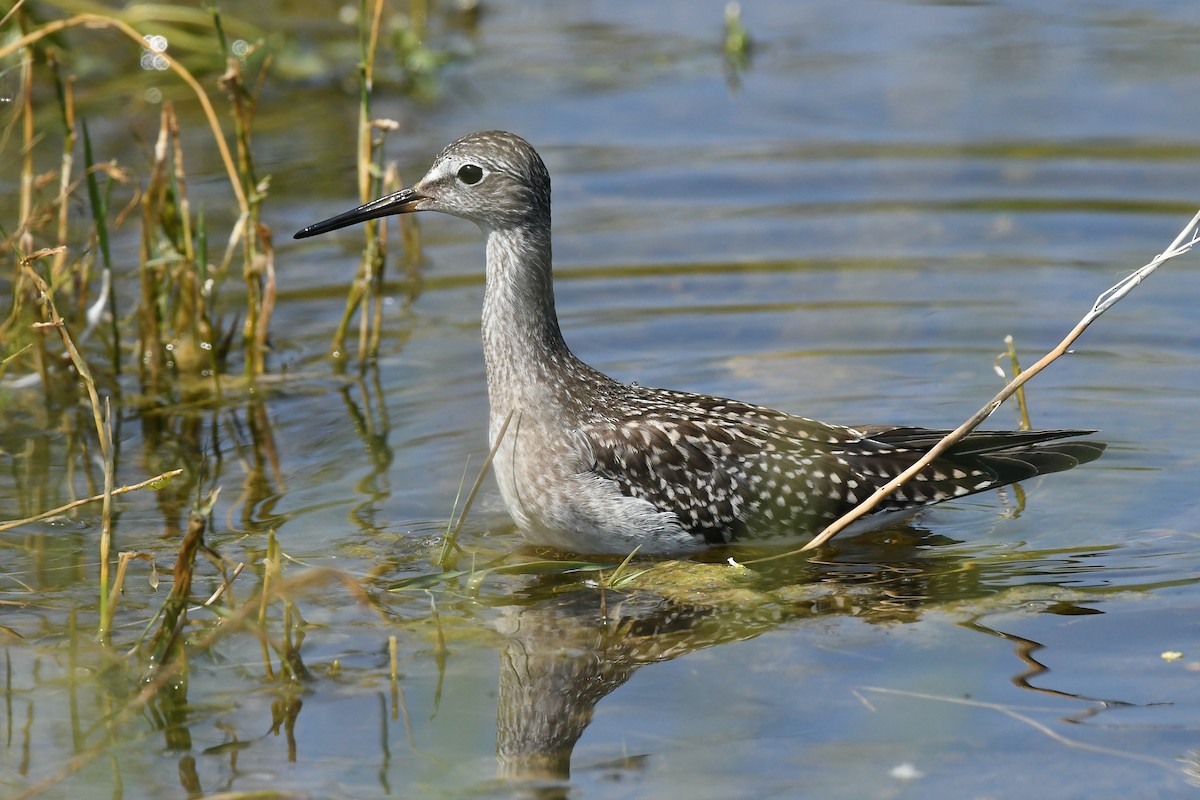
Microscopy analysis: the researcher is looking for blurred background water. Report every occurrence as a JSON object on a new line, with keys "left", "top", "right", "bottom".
{"left": 2, "top": 0, "right": 1199, "bottom": 797}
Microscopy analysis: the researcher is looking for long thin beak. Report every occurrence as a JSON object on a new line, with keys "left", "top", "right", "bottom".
{"left": 293, "top": 186, "right": 426, "bottom": 239}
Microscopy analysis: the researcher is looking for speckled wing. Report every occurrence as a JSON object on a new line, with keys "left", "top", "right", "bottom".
{"left": 576, "top": 388, "right": 869, "bottom": 543}
{"left": 580, "top": 413, "right": 765, "bottom": 543}
{"left": 580, "top": 388, "right": 1105, "bottom": 545}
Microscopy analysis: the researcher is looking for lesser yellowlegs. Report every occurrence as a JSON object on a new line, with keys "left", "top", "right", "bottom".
{"left": 295, "top": 131, "right": 1104, "bottom": 554}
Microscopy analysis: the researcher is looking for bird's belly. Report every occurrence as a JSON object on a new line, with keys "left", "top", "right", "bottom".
{"left": 488, "top": 422, "right": 701, "bottom": 554}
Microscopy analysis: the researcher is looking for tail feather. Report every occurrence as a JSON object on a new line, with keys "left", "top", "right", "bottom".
{"left": 847, "top": 428, "right": 1106, "bottom": 511}
{"left": 857, "top": 426, "right": 1098, "bottom": 456}
{"left": 973, "top": 439, "right": 1106, "bottom": 485}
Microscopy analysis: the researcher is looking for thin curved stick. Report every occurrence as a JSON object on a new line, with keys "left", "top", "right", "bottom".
{"left": 796, "top": 208, "right": 1200, "bottom": 553}
{"left": 0, "top": 469, "right": 184, "bottom": 533}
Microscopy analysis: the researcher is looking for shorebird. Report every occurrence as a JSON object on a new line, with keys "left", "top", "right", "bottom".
{"left": 295, "top": 131, "right": 1104, "bottom": 554}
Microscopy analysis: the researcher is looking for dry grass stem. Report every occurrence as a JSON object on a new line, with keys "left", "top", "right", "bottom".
{"left": 996, "top": 335, "right": 1032, "bottom": 430}
{"left": 0, "top": 469, "right": 183, "bottom": 532}
{"left": 435, "top": 408, "right": 515, "bottom": 567}
{"left": 98, "top": 384, "right": 115, "bottom": 637}
{"left": 388, "top": 633, "right": 402, "bottom": 721}
{"left": 0, "top": 0, "right": 27, "bottom": 28}
{"left": 21, "top": 258, "right": 118, "bottom": 633}
{"left": 328, "top": 0, "right": 392, "bottom": 363}
{"left": 104, "top": 551, "right": 157, "bottom": 633}
{"left": 202, "top": 562, "right": 246, "bottom": 607}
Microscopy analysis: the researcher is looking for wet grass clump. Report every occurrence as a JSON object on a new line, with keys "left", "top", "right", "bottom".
{"left": 0, "top": 3, "right": 456, "bottom": 795}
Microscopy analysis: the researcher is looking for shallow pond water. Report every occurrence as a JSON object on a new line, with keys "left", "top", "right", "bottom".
{"left": 3, "top": 0, "right": 1200, "bottom": 797}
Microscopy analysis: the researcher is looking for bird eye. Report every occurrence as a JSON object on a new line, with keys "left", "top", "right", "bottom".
{"left": 457, "top": 164, "right": 484, "bottom": 185}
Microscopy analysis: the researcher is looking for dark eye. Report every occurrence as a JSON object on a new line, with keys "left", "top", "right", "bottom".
{"left": 457, "top": 164, "right": 483, "bottom": 185}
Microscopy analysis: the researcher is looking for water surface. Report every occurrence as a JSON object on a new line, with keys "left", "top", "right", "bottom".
{"left": 3, "top": 1, "right": 1199, "bottom": 797}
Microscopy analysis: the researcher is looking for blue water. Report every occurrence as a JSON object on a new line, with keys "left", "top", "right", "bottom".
{"left": 2, "top": 1, "right": 1199, "bottom": 797}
